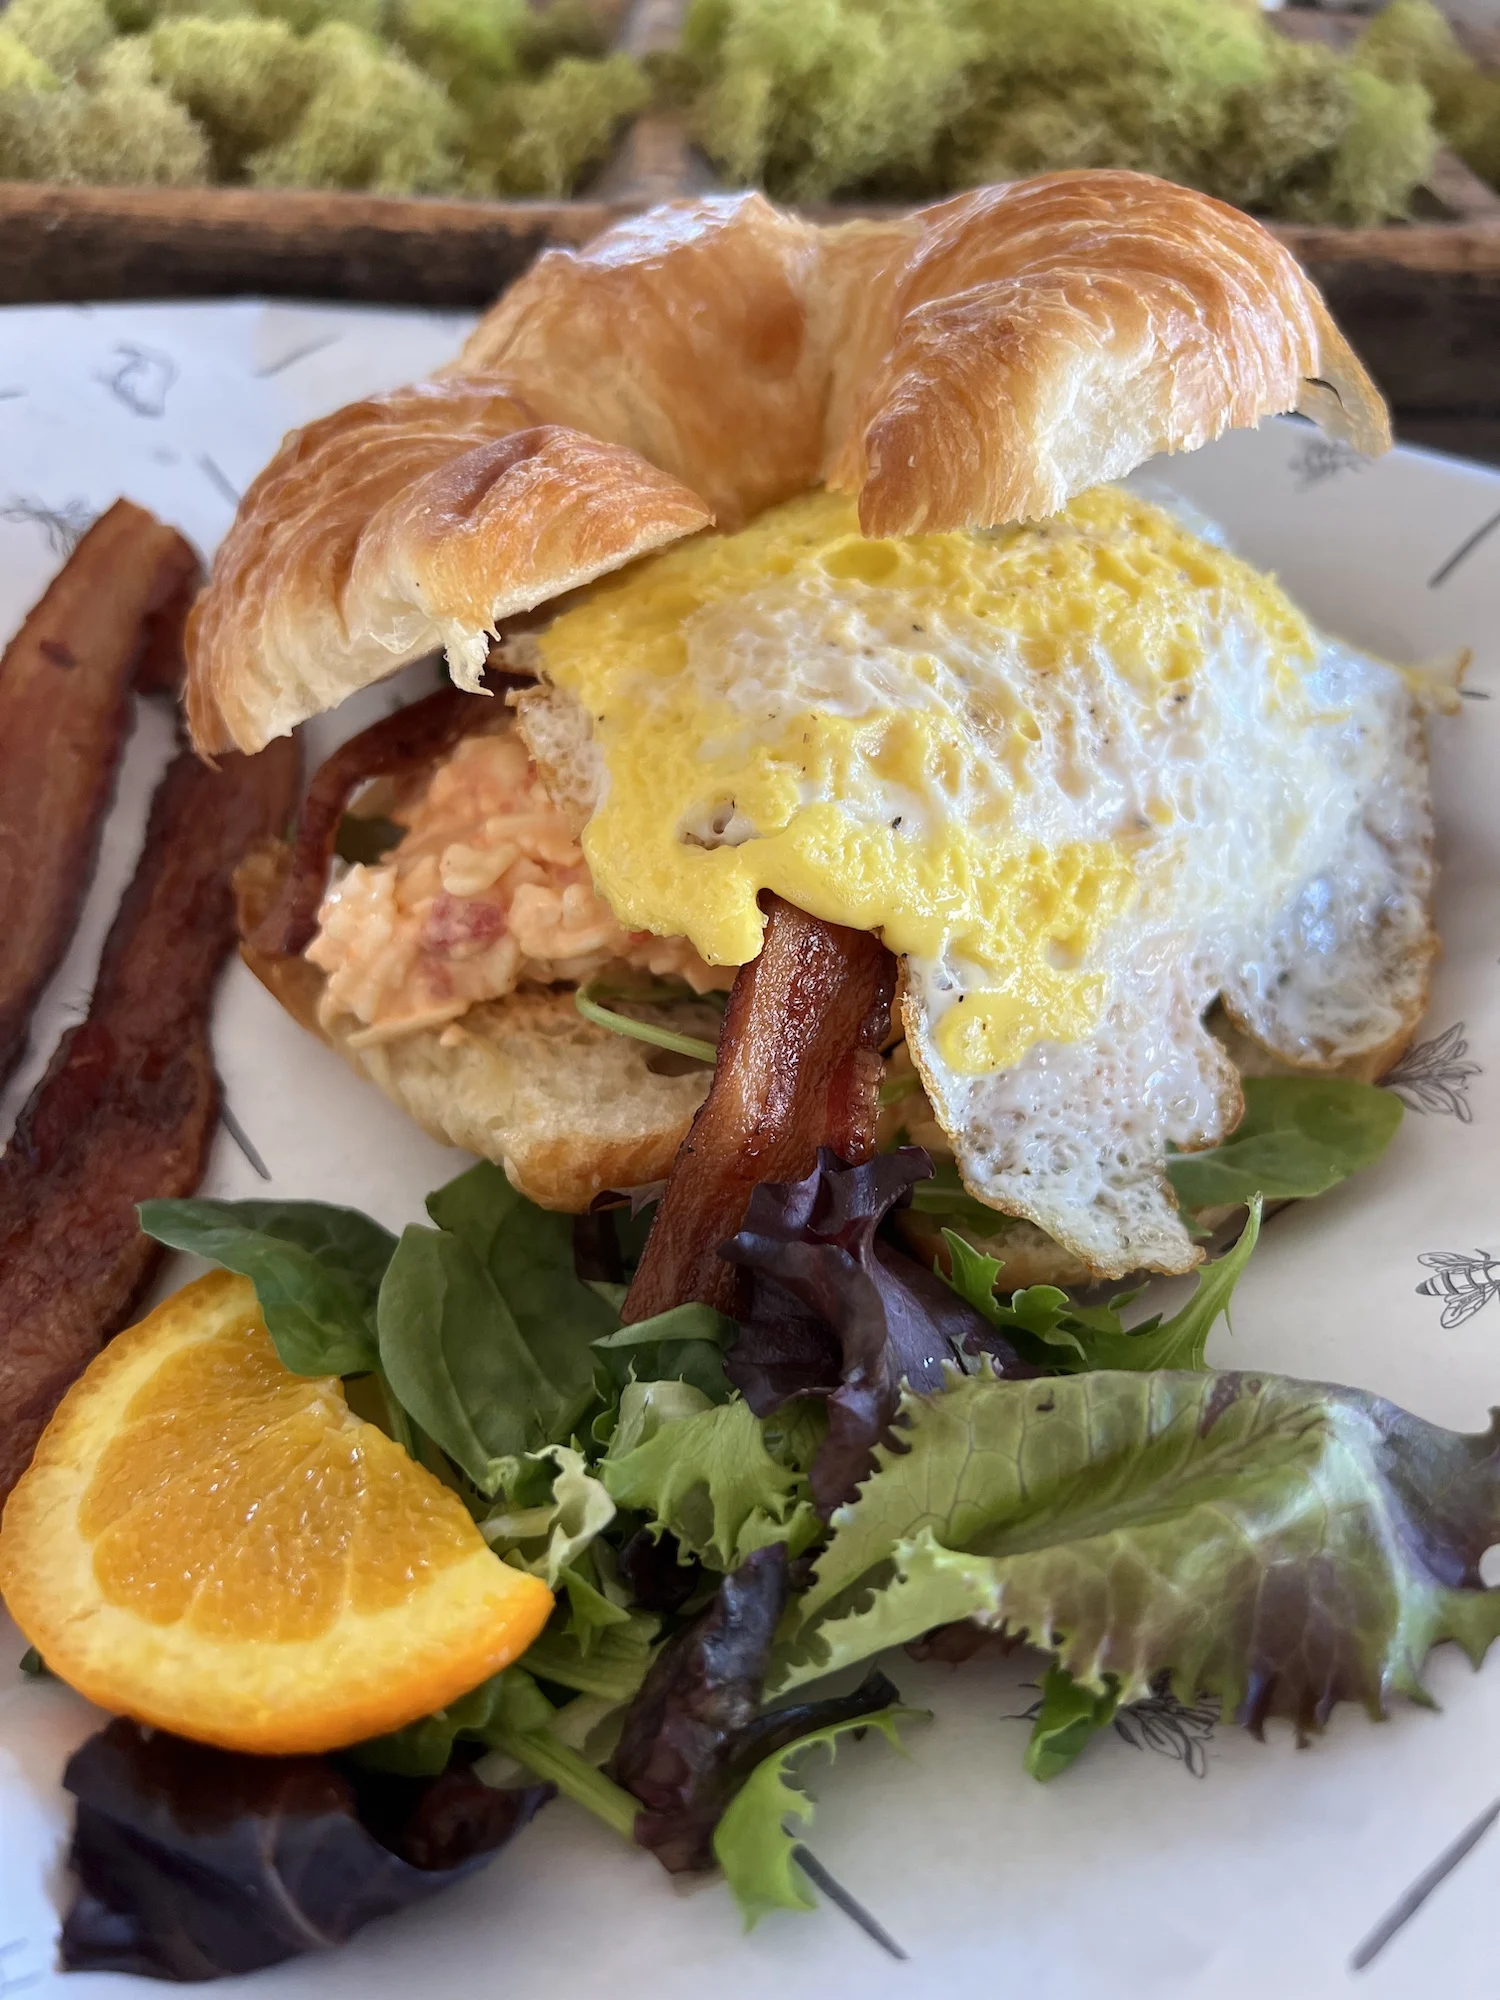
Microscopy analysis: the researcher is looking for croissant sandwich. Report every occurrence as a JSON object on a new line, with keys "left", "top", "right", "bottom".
{"left": 189, "top": 169, "right": 1437, "bottom": 1291}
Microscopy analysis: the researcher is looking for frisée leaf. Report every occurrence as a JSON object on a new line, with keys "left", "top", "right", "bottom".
{"left": 712, "top": 1686, "right": 921, "bottom": 1924}
{"left": 773, "top": 1367, "right": 1500, "bottom": 1746}
{"left": 481, "top": 1444, "right": 616, "bottom": 1586}
{"left": 939, "top": 1198, "right": 1262, "bottom": 1375}
{"left": 610, "top": 1546, "right": 906, "bottom": 1873}
{"left": 601, "top": 1396, "right": 819, "bottom": 1571}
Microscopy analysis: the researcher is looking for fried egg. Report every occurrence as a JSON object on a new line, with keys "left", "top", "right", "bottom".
{"left": 521, "top": 486, "right": 1434, "bottom": 1277}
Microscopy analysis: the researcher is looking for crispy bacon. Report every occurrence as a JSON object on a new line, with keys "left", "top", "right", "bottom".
{"left": 623, "top": 896, "right": 897, "bottom": 1322}
{"left": 0, "top": 734, "right": 301, "bottom": 1504}
{"left": 249, "top": 671, "right": 523, "bottom": 960}
{"left": 0, "top": 501, "right": 200, "bottom": 1088}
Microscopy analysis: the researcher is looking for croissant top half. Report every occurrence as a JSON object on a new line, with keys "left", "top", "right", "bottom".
{"left": 187, "top": 171, "right": 1389, "bottom": 756}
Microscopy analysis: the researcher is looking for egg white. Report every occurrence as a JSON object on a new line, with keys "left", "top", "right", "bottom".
{"left": 520, "top": 487, "right": 1435, "bottom": 1277}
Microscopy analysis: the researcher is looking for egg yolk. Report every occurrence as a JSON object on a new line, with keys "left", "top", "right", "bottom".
{"left": 535, "top": 487, "right": 1316, "bottom": 1074}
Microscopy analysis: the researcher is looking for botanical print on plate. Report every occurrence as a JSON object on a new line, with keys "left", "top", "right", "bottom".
{"left": 1386, "top": 1022, "right": 1482, "bottom": 1121}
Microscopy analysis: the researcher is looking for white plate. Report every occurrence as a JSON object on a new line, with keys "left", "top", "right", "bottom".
{"left": 1, "top": 302, "right": 1498, "bottom": 2000}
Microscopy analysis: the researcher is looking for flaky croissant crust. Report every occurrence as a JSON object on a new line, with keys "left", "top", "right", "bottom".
{"left": 189, "top": 170, "right": 1389, "bottom": 754}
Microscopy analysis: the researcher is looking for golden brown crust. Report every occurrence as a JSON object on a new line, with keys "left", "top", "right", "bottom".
{"left": 194, "top": 174, "right": 1388, "bottom": 752}
{"left": 187, "top": 380, "right": 712, "bottom": 754}
{"left": 826, "top": 172, "right": 1390, "bottom": 535}
{"left": 456, "top": 194, "right": 828, "bottom": 533}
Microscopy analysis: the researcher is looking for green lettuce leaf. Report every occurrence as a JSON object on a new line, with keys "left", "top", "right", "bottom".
{"left": 556, "top": 1547, "right": 637, "bottom": 1648}
{"left": 376, "top": 1189, "right": 616, "bottom": 1492}
{"left": 593, "top": 1302, "right": 737, "bottom": 1404}
{"left": 484, "top": 1670, "right": 640, "bottom": 1837}
{"left": 773, "top": 1367, "right": 1500, "bottom": 1740}
{"left": 940, "top": 1198, "right": 1261, "bottom": 1375}
{"left": 482, "top": 1445, "right": 616, "bottom": 1587}
{"left": 712, "top": 1696, "right": 923, "bottom": 1926}
{"left": 607, "top": 1378, "right": 716, "bottom": 1456}
{"left": 519, "top": 1608, "right": 658, "bottom": 1704}
{"left": 353, "top": 1668, "right": 639, "bottom": 1839}
{"left": 1167, "top": 1076, "right": 1403, "bottom": 1211}
{"left": 350, "top": 1668, "right": 514, "bottom": 1778}
{"left": 377, "top": 1227, "right": 547, "bottom": 1492}
{"left": 137, "top": 1198, "right": 395, "bottom": 1376}
{"left": 428, "top": 1161, "right": 616, "bottom": 1408}
{"left": 1024, "top": 1664, "right": 1120, "bottom": 1782}
{"left": 902, "top": 1155, "right": 1005, "bottom": 1230}
{"left": 601, "top": 1397, "right": 819, "bottom": 1571}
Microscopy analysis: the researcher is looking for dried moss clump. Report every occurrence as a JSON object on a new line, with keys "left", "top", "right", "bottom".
{"left": 0, "top": 0, "right": 647, "bottom": 197}
{"left": 682, "top": 0, "right": 979, "bottom": 201}
{"left": 149, "top": 19, "right": 317, "bottom": 176}
{"left": 249, "top": 21, "right": 464, "bottom": 193}
{"left": 0, "top": 30, "right": 58, "bottom": 94}
{"left": 465, "top": 51, "right": 649, "bottom": 196}
{"left": 1356, "top": 0, "right": 1500, "bottom": 191}
{"left": 0, "top": 37, "right": 209, "bottom": 185}
{"left": 388, "top": 0, "right": 530, "bottom": 98}
{"left": 950, "top": 0, "right": 1435, "bottom": 221}
{"left": 5, "top": 0, "right": 116, "bottom": 77}
{"left": 255, "top": 0, "right": 388, "bottom": 34}
{"left": 685, "top": 0, "right": 1439, "bottom": 221}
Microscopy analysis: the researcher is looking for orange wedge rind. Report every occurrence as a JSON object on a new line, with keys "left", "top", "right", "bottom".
{"left": 0, "top": 1270, "right": 553, "bottom": 1754}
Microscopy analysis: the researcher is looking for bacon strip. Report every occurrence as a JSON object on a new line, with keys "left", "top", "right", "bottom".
{"left": 0, "top": 734, "right": 301, "bottom": 1504}
{"left": 249, "top": 672, "right": 522, "bottom": 960}
{"left": 0, "top": 502, "right": 200, "bottom": 1088}
{"left": 623, "top": 896, "right": 897, "bottom": 1322}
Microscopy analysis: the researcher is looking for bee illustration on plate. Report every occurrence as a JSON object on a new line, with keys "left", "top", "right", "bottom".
{"left": 1010, "top": 1676, "right": 1216, "bottom": 1777}
{"left": 1416, "top": 1251, "right": 1500, "bottom": 1327}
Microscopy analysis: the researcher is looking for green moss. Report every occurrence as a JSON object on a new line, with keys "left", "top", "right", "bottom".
{"left": 1356, "top": 0, "right": 1465, "bottom": 95}
{"left": 6, "top": 0, "right": 116, "bottom": 77}
{"left": 685, "top": 0, "right": 979, "bottom": 201}
{"left": 1308, "top": 65, "right": 1436, "bottom": 225}
{"left": 515, "top": 0, "right": 608, "bottom": 74}
{"left": 106, "top": 0, "right": 251, "bottom": 22}
{"left": 252, "top": 0, "right": 388, "bottom": 33}
{"left": 0, "top": 37, "right": 209, "bottom": 184}
{"left": 464, "top": 51, "right": 648, "bottom": 196}
{"left": 1195, "top": 39, "right": 1434, "bottom": 226}
{"left": 684, "top": 0, "right": 1441, "bottom": 219}
{"left": 150, "top": 17, "right": 318, "bottom": 177}
{"left": 389, "top": 0, "right": 529, "bottom": 95}
{"left": 943, "top": 0, "right": 1267, "bottom": 188}
{"left": 1356, "top": 0, "right": 1500, "bottom": 191}
{"left": 0, "top": 29, "right": 59, "bottom": 93}
{"left": 249, "top": 20, "right": 463, "bottom": 193}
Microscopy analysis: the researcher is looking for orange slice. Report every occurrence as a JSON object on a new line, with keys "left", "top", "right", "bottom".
{"left": 0, "top": 1270, "right": 553, "bottom": 1754}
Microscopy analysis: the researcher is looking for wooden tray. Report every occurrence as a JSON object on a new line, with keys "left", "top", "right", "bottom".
{"left": 2, "top": 0, "right": 1497, "bottom": 460}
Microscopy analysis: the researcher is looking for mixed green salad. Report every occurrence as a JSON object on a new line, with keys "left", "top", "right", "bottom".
{"left": 28, "top": 1072, "right": 1500, "bottom": 1980}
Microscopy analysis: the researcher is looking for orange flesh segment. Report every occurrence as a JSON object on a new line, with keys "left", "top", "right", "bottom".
{"left": 82, "top": 1322, "right": 478, "bottom": 1639}
{"left": 0, "top": 1271, "right": 555, "bottom": 1753}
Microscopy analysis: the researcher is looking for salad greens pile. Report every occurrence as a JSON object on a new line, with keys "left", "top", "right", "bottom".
{"left": 47, "top": 1072, "right": 1500, "bottom": 1980}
